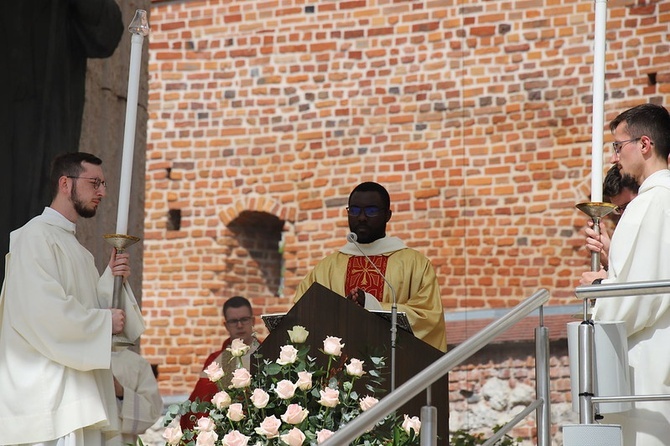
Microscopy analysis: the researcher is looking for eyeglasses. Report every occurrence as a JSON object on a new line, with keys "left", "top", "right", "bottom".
{"left": 67, "top": 176, "right": 107, "bottom": 190}
{"left": 226, "top": 316, "right": 253, "bottom": 326}
{"left": 612, "top": 138, "right": 640, "bottom": 155}
{"left": 346, "top": 205, "right": 383, "bottom": 218}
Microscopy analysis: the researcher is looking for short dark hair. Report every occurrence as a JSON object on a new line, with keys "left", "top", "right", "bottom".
{"left": 49, "top": 152, "right": 103, "bottom": 200}
{"left": 348, "top": 182, "right": 391, "bottom": 209}
{"left": 223, "top": 295, "right": 252, "bottom": 317}
{"left": 610, "top": 103, "right": 670, "bottom": 161}
{"left": 603, "top": 165, "right": 639, "bottom": 199}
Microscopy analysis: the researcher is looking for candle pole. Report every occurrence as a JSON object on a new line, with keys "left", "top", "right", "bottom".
{"left": 105, "top": 10, "right": 150, "bottom": 346}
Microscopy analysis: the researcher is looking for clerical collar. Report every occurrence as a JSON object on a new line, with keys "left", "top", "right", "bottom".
{"left": 339, "top": 236, "right": 406, "bottom": 256}
{"left": 43, "top": 207, "right": 77, "bottom": 234}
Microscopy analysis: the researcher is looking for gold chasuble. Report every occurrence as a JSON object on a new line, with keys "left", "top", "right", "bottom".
{"left": 295, "top": 236, "right": 446, "bottom": 352}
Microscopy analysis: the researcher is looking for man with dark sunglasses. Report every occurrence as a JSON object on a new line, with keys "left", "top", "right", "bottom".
{"left": 294, "top": 182, "right": 446, "bottom": 352}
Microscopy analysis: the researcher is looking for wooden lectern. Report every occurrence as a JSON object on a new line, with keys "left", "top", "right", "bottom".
{"left": 256, "top": 283, "right": 449, "bottom": 444}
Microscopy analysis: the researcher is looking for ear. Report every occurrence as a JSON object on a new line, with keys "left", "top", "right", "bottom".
{"left": 386, "top": 209, "right": 392, "bottom": 223}
{"left": 640, "top": 136, "right": 653, "bottom": 155}
{"left": 58, "top": 176, "right": 71, "bottom": 194}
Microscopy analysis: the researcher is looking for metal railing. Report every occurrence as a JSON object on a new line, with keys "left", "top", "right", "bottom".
{"left": 321, "top": 288, "right": 552, "bottom": 446}
{"left": 573, "top": 279, "right": 670, "bottom": 423}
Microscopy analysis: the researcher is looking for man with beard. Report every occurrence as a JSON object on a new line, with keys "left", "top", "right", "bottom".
{"left": 294, "top": 181, "right": 446, "bottom": 352}
{"left": 580, "top": 103, "right": 670, "bottom": 446}
{"left": 0, "top": 152, "right": 145, "bottom": 445}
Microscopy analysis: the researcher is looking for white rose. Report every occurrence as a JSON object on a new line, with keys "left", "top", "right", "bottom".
{"left": 250, "top": 388, "right": 270, "bottom": 409}
{"left": 359, "top": 395, "right": 379, "bottom": 412}
{"left": 345, "top": 358, "right": 366, "bottom": 377}
{"left": 230, "top": 367, "right": 252, "bottom": 388}
{"left": 162, "top": 425, "right": 183, "bottom": 446}
{"left": 222, "top": 430, "right": 250, "bottom": 446}
{"left": 316, "top": 429, "right": 334, "bottom": 444}
{"left": 280, "top": 427, "right": 306, "bottom": 446}
{"left": 276, "top": 345, "right": 299, "bottom": 365}
{"left": 212, "top": 390, "right": 232, "bottom": 409}
{"left": 227, "top": 403, "right": 246, "bottom": 422}
{"left": 228, "top": 338, "right": 250, "bottom": 357}
{"left": 196, "top": 417, "right": 216, "bottom": 432}
{"left": 196, "top": 430, "right": 218, "bottom": 446}
{"left": 295, "top": 371, "right": 312, "bottom": 390}
{"left": 254, "top": 415, "right": 282, "bottom": 438}
{"left": 317, "top": 387, "right": 340, "bottom": 408}
{"left": 287, "top": 325, "right": 309, "bottom": 343}
{"left": 281, "top": 403, "right": 308, "bottom": 425}
{"left": 204, "top": 361, "right": 224, "bottom": 382}
{"left": 323, "top": 336, "right": 344, "bottom": 356}
{"left": 275, "top": 379, "right": 297, "bottom": 399}
{"left": 402, "top": 415, "right": 421, "bottom": 435}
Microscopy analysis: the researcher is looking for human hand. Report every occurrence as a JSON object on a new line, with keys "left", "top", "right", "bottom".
{"left": 345, "top": 287, "right": 365, "bottom": 307}
{"left": 585, "top": 220, "right": 611, "bottom": 270}
{"left": 109, "top": 248, "right": 131, "bottom": 280}
{"left": 111, "top": 308, "right": 125, "bottom": 334}
{"left": 580, "top": 269, "right": 607, "bottom": 286}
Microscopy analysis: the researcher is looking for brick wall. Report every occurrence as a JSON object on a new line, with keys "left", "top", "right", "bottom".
{"left": 141, "top": 0, "right": 670, "bottom": 438}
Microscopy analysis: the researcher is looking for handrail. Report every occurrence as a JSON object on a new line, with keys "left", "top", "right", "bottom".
{"left": 575, "top": 279, "right": 670, "bottom": 299}
{"left": 481, "top": 398, "right": 544, "bottom": 446}
{"left": 573, "top": 279, "right": 670, "bottom": 425}
{"left": 320, "top": 288, "right": 551, "bottom": 446}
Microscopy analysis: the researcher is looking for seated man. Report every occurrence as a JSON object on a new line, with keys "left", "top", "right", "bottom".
{"left": 111, "top": 348, "right": 163, "bottom": 445}
{"left": 180, "top": 296, "right": 260, "bottom": 430}
{"left": 294, "top": 181, "right": 447, "bottom": 352}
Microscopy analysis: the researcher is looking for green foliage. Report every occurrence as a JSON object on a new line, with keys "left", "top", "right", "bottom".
{"left": 163, "top": 328, "right": 421, "bottom": 445}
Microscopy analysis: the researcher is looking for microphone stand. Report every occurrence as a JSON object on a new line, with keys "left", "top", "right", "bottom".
{"left": 347, "top": 233, "right": 398, "bottom": 391}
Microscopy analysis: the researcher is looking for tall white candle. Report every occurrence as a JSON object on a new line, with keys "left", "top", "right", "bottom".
{"left": 590, "top": 0, "right": 607, "bottom": 203}
{"left": 116, "top": 10, "right": 150, "bottom": 235}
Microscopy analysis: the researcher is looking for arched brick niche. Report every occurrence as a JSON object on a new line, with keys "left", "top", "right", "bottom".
{"left": 219, "top": 197, "right": 296, "bottom": 297}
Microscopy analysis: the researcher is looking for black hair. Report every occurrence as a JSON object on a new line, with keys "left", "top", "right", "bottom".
{"left": 610, "top": 103, "right": 670, "bottom": 161}
{"left": 603, "top": 165, "right": 639, "bottom": 199}
{"left": 49, "top": 152, "right": 102, "bottom": 201}
{"left": 223, "top": 295, "right": 252, "bottom": 317}
{"left": 348, "top": 182, "right": 391, "bottom": 209}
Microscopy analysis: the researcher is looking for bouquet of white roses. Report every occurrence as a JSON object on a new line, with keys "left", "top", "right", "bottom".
{"left": 163, "top": 325, "right": 421, "bottom": 445}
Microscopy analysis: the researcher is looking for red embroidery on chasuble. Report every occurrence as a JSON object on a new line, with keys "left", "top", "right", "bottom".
{"left": 345, "top": 255, "right": 389, "bottom": 301}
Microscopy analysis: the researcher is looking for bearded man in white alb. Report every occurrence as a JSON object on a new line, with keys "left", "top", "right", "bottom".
{"left": 0, "top": 152, "right": 145, "bottom": 445}
{"left": 581, "top": 103, "right": 670, "bottom": 446}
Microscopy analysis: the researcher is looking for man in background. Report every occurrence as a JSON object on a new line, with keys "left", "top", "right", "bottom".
{"left": 581, "top": 103, "right": 670, "bottom": 446}
{"left": 294, "top": 181, "right": 446, "bottom": 352}
{"left": 111, "top": 349, "right": 163, "bottom": 445}
{"left": 180, "top": 296, "right": 260, "bottom": 430}
{"left": 584, "top": 164, "right": 639, "bottom": 271}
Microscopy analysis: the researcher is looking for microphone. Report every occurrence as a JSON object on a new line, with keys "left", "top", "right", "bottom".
{"left": 347, "top": 232, "right": 398, "bottom": 391}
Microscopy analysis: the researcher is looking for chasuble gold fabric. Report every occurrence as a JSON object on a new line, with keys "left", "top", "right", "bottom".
{"left": 295, "top": 236, "right": 446, "bottom": 352}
